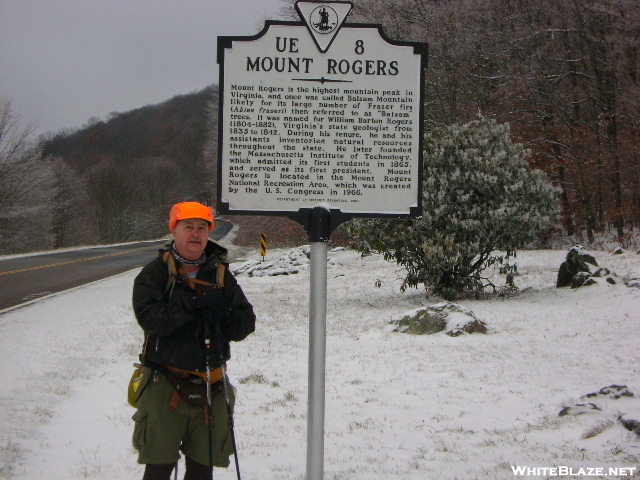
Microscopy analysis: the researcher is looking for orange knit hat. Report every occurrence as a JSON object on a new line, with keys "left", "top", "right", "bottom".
{"left": 169, "top": 202, "right": 215, "bottom": 231}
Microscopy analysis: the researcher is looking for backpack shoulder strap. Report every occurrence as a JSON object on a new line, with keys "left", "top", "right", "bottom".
{"left": 188, "top": 261, "right": 225, "bottom": 291}
{"left": 216, "top": 262, "right": 226, "bottom": 289}
{"left": 162, "top": 250, "right": 178, "bottom": 295}
{"left": 161, "top": 250, "right": 226, "bottom": 294}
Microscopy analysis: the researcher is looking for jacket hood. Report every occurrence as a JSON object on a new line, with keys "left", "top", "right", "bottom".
{"left": 204, "top": 239, "right": 229, "bottom": 264}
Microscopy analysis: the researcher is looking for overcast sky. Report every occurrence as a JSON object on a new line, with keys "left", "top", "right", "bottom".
{"left": 0, "top": 0, "right": 286, "bottom": 136}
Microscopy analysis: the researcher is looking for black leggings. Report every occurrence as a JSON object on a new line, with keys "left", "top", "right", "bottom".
{"left": 142, "top": 456, "right": 213, "bottom": 480}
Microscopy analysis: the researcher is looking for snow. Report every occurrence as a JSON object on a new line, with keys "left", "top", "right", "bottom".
{"left": 1, "top": 245, "right": 639, "bottom": 479}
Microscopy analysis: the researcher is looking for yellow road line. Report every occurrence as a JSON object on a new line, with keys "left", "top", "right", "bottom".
{"left": 0, "top": 248, "right": 142, "bottom": 276}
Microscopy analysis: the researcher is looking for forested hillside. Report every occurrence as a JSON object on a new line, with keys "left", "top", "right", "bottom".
{"left": 36, "top": 87, "right": 218, "bottom": 248}
{"left": 349, "top": 0, "right": 639, "bottom": 244}
{"left": 42, "top": 88, "right": 212, "bottom": 171}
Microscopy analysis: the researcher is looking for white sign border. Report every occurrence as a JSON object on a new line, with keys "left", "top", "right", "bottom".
{"left": 216, "top": 20, "right": 428, "bottom": 230}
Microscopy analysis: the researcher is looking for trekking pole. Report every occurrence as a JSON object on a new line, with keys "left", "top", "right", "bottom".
{"left": 202, "top": 317, "right": 215, "bottom": 475}
{"left": 203, "top": 309, "right": 242, "bottom": 480}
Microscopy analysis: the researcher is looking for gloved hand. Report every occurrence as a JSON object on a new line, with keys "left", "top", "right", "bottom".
{"left": 189, "top": 290, "right": 230, "bottom": 321}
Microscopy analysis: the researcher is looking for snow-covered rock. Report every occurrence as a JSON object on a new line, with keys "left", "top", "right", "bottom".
{"left": 232, "top": 246, "right": 310, "bottom": 277}
{"left": 626, "top": 277, "right": 640, "bottom": 289}
{"left": 559, "top": 385, "right": 640, "bottom": 439}
{"left": 387, "top": 302, "right": 488, "bottom": 337}
{"left": 232, "top": 245, "right": 345, "bottom": 277}
{"left": 557, "top": 245, "right": 619, "bottom": 288}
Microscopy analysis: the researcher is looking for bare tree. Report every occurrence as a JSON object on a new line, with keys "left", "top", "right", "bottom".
{"left": 46, "top": 157, "right": 93, "bottom": 248}
{"left": 85, "top": 158, "right": 143, "bottom": 244}
{"left": 201, "top": 85, "right": 219, "bottom": 206}
{"left": 0, "top": 100, "right": 58, "bottom": 253}
{"left": 0, "top": 99, "right": 42, "bottom": 209}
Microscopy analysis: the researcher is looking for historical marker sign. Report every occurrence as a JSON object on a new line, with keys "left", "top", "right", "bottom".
{"left": 217, "top": 1, "right": 428, "bottom": 226}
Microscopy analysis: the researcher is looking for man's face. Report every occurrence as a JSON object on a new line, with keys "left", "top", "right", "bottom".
{"left": 172, "top": 218, "right": 209, "bottom": 260}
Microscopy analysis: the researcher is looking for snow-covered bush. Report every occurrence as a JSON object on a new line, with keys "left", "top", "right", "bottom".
{"left": 344, "top": 117, "right": 559, "bottom": 300}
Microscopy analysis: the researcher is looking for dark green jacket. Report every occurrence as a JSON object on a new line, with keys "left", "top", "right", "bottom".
{"left": 132, "top": 240, "right": 255, "bottom": 371}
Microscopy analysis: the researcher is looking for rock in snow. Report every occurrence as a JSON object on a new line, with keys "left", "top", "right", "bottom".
{"left": 387, "top": 302, "right": 489, "bottom": 337}
{"left": 559, "top": 385, "right": 640, "bottom": 438}
{"left": 556, "top": 244, "right": 620, "bottom": 288}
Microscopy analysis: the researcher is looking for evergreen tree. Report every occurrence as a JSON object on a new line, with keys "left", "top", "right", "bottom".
{"left": 345, "top": 117, "right": 559, "bottom": 300}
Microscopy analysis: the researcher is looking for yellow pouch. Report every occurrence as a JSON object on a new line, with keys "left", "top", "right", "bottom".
{"left": 127, "top": 364, "right": 144, "bottom": 408}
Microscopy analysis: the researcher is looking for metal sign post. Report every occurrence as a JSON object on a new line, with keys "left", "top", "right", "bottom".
{"left": 307, "top": 206, "right": 331, "bottom": 480}
{"left": 216, "top": 2, "right": 427, "bottom": 477}
{"left": 308, "top": 240, "right": 327, "bottom": 479}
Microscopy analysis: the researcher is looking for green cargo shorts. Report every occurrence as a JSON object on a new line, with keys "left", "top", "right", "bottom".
{"left": 132, "top": 367, "right": 235, "bottom": 467}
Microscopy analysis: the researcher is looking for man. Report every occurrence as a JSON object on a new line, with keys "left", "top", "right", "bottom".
{"left": 132, "top": 201, "right": 255, "bottom": 480}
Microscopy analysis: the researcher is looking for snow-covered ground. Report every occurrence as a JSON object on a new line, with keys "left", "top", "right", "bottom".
{"left": 1, "top": 244, "right": 639, "bottom": 479}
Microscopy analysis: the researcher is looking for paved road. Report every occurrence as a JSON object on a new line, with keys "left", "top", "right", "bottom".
{"left": 0, "top": 220, "right": 232, "bottom": 312}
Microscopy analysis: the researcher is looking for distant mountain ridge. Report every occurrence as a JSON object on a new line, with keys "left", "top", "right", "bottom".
{"left": 42, "top": 86, "right": 216, "bottom": 171}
